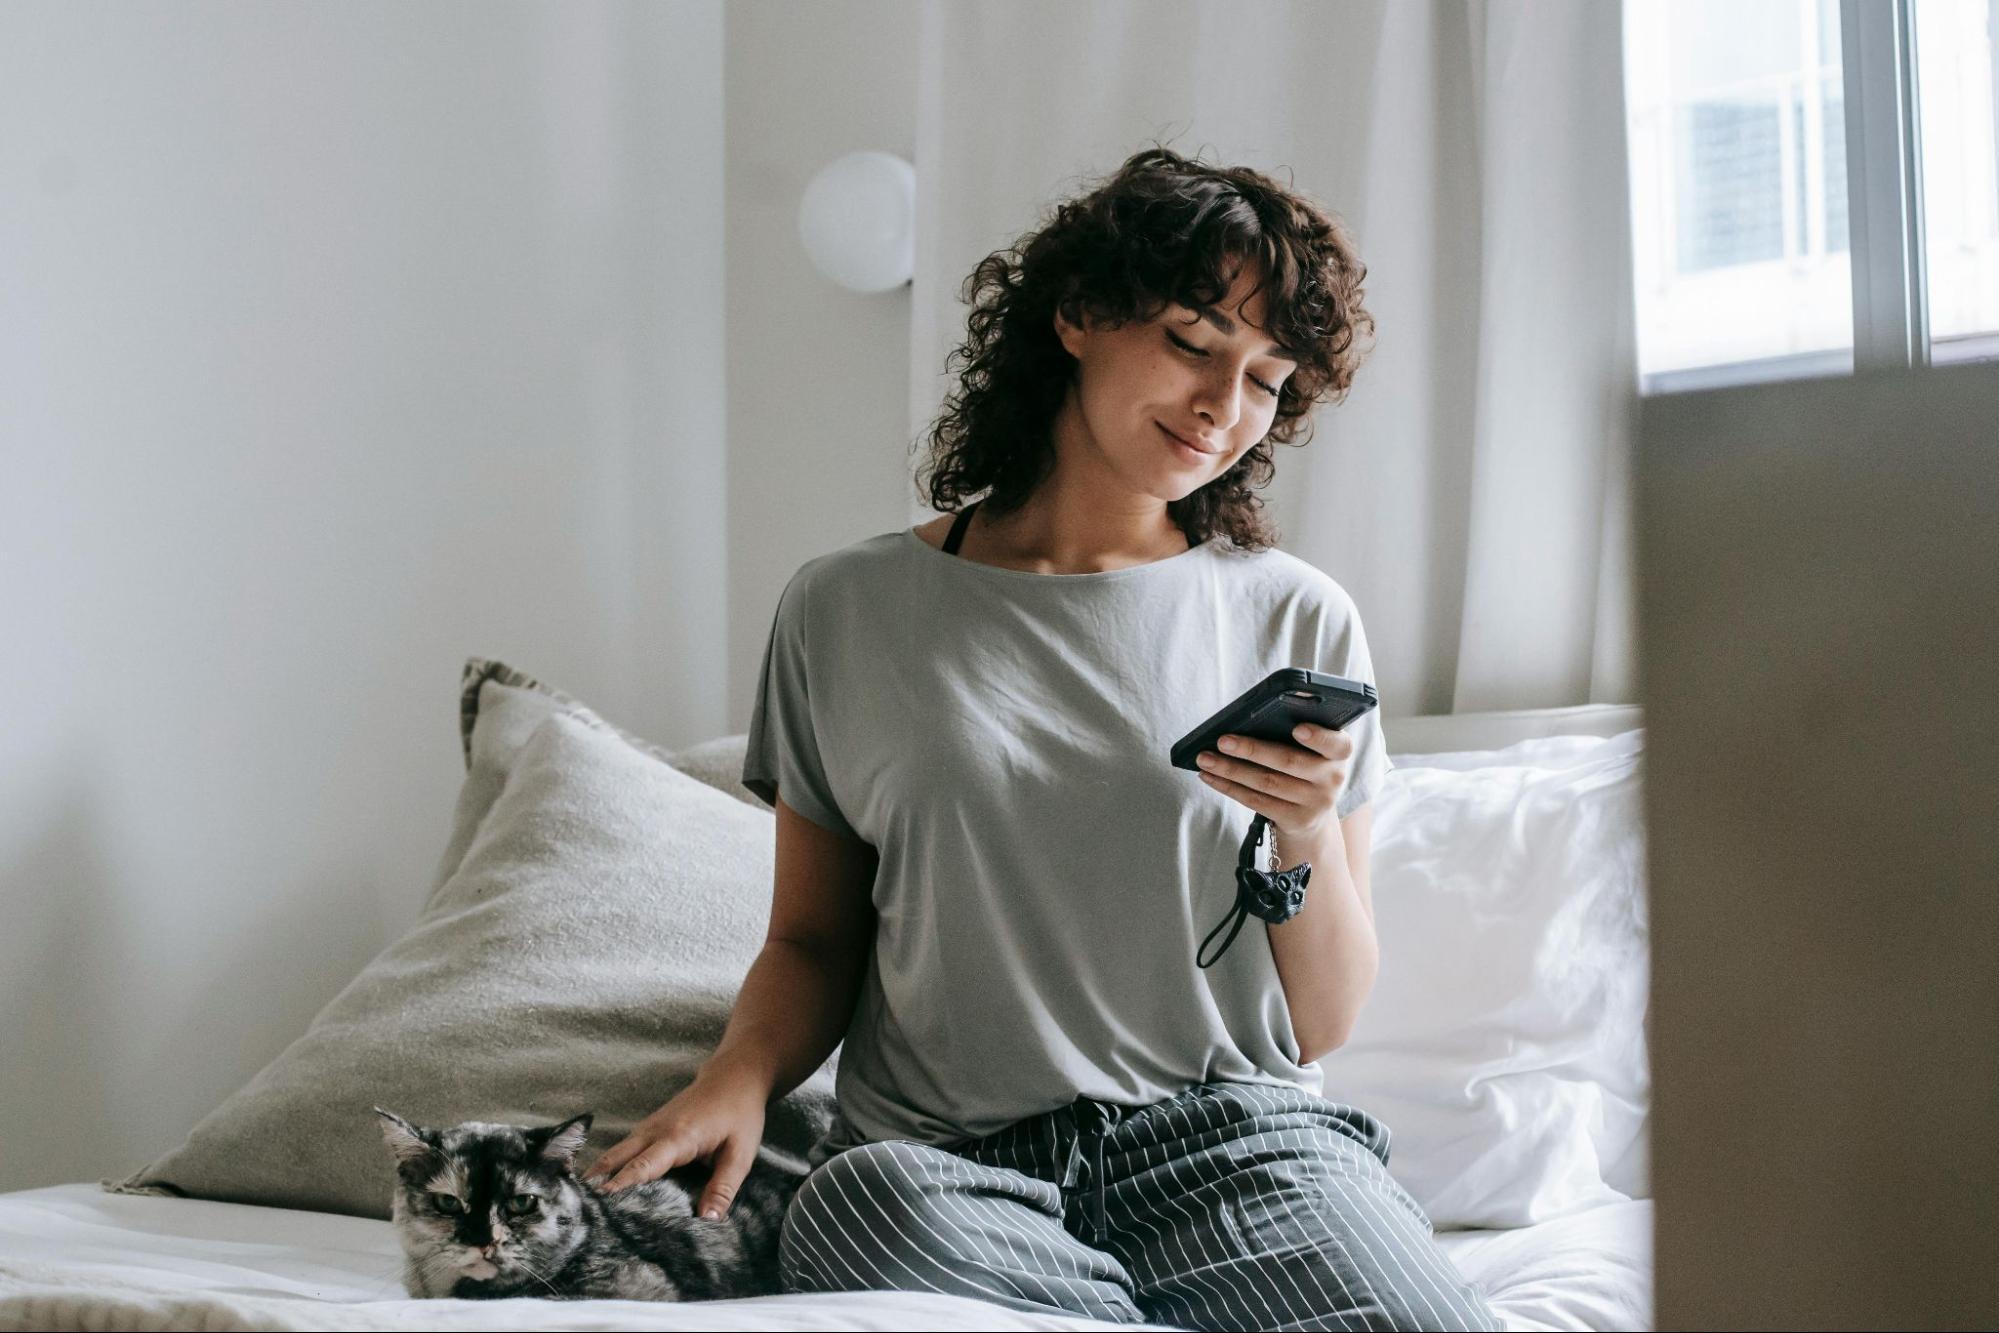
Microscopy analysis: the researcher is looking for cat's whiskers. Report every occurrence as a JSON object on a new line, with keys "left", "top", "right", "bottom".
{"left": 412, "top": 1248, "right": 465, "bottom": 1296}
{"left": 357, "top": 1253, "right": 418, "bottom": 1299}
{"left": 510, "top": 1252, "right": 562, "bottom": 1298}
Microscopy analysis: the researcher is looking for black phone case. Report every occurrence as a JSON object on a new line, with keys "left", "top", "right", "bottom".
{"left": 1169, "top": 668, "right": 1378, "bottom": 771}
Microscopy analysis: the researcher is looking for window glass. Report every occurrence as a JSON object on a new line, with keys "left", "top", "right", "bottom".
{"left": 1626, "top": 0, "right": 1854, "bottom": 379}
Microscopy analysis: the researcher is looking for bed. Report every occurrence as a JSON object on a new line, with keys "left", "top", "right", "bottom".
{"left": 0, "top": 1182, "right": 1652, "bottom": 1330}
{"left": 0, "top": 676, "right": 1652, "bottom": 1332}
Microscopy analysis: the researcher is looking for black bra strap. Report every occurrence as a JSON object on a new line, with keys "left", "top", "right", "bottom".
{"left": 943, "top": 500, "right": 979, "bottom": 556}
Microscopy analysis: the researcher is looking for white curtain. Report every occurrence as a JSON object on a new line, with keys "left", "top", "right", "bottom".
{"left": 908, "top": 0, "right": 1639, "bottom": 717}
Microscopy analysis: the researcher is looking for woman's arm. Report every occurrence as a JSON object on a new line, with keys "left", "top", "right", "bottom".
{"left": 703, "top": 794, "right": 879, "bottom": 1100}
{"left": 1265, "top": 802, "right": 1379, "bottom": 1065}
{"left": 582, "top": 794, "right": 876, "bottom": 1204}
{"left": 1193, "top": 722, "right": 1380, "bottom": 1064}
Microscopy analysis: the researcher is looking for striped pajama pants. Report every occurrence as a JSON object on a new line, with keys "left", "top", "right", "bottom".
{"left": 777, "top": 1079, "right": 1504, "bottom": 1331}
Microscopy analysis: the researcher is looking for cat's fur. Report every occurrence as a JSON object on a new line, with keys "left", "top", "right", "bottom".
{"left": 373, "top": 1107, "right": 804, "bottom": 1301}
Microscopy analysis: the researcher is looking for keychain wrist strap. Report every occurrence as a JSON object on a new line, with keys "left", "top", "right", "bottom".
{"left": 1196, "top": 813, "right": 1312, "bottom": 969}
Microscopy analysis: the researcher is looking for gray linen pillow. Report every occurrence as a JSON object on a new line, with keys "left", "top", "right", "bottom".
{"left": 107, "top": 664, "right": 833, "bottom": 1219}
{"left": 423, "top": 659, "right": 769, "bottom": 900}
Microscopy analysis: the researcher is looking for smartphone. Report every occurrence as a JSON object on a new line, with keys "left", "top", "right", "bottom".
{"left": 1169, "top": 668, "right": 1378, "bottom": 771}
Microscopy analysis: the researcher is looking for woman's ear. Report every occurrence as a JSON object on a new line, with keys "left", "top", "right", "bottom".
{"left": 1052, "top": 299, "right": 1091, "bottom": 360}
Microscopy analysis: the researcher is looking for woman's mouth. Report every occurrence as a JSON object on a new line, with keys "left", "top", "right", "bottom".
{"left": 1158, "top": 422, "right": 1216, "bottom": 462}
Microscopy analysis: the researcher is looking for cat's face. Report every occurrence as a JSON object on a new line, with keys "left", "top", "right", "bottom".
{"left": 374, "top": 1107, "right": 592, "bottom": 1295}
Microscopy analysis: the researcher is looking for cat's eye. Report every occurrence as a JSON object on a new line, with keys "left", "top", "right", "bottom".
{"left": 431, "top": 1193, "right": 465, "bottom": 1215}
{"left": 505, "top": 1193, "right": 539, "bottom": 1215}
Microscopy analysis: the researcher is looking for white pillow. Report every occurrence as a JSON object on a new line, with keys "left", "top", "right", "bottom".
{"left": 1319, "top": 728, "right": 1650, "bottom": 1230}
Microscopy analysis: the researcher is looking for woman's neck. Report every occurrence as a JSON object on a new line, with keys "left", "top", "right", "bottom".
{"left": 960, "top": 494, "right": 1188, "bottom": 575}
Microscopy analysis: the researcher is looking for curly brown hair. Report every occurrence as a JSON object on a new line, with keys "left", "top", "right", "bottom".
{"left": 911, "top": 144, "right": 1375, "bottom": 553}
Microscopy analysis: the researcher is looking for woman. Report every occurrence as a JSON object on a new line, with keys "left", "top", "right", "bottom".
{"left": 582, "top": 146, "right": 1502, "bottom": 1331}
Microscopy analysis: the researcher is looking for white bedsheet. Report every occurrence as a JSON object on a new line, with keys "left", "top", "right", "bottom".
{"left": 0, "top": 1183, "right": 1651, "bottom": 1331}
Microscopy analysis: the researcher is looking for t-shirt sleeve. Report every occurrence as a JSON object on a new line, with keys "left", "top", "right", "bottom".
{"left": 1322, "top": 594, "right": 1394, "bottom": 820}
{"left": 741, "top": 567, "right": 862, "bottom": 842}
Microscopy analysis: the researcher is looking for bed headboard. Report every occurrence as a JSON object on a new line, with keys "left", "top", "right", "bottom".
{"left": 1385, "top": 703, "right": 1643, "bottom": 757}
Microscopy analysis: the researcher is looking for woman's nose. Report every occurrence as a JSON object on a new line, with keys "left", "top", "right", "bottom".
{"left": 1189, "top": 386, "right": 1241, "bottom": 433}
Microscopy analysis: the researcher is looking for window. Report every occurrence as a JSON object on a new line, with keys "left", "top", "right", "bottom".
{"left": 1625, "top": 0, "right": 1999, "bottom": 391}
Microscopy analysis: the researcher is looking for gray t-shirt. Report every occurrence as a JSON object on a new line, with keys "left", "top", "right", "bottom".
{"left": 741, "top": 526, "right": 1393, "bottom": 1152}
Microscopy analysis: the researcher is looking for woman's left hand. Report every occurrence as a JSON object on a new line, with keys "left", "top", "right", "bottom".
{"left": 1193, "top": 723, "right": 1353, "bottom": 844}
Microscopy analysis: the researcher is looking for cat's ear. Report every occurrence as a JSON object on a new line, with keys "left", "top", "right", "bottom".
{"left": 373, "top": 1107, "right": 435, "bottom": 1164}
{"left": 527, "top": 1113, "right": 593, "bottom": 1167}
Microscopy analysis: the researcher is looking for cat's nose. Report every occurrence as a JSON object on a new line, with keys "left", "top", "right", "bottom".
{"left": 480, "top": 1243, "right": 499, "bottom": 1259}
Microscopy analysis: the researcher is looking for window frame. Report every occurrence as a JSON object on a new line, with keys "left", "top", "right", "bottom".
{"left": 1640, "top": 0, "right": 1996, "bottom": 394}
{"left": 1839, "top": 0, "right": 1930, "bottom": 371}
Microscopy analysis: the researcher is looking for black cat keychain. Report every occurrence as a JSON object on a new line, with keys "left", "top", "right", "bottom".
{"left": 1195, "top": 814, "right": 1310, "bottom": 968}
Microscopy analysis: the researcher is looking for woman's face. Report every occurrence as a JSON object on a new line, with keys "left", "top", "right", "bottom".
{"left": 1053, "top": 264, "right": 1297, "bottom": 499}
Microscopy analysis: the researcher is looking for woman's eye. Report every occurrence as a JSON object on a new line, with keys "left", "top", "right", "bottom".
{"left": 1164, "top": 330, "right": 1280, "bottom": 397}
{"left": 507, "top": 1194, "right": 539, "bottom": 1214}
{"left": 432, "top": 1193, "right": 464, "bottom": 1214}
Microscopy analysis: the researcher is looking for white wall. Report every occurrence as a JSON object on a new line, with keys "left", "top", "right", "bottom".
{"left": 0, "top": 1, "right": 729, "bottom": 1192}
{"left": 724, "top": 3, "right": 924, "bottom": 700}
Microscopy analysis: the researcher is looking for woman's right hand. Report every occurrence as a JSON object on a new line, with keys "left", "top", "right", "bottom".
{"left": 579, "top": 1063, "right": 770, "bottom": 1218}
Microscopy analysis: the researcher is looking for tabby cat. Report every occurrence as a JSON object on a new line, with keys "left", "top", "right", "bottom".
{"left": 373, "top": 1107, "right": 804, "bottom": 1301}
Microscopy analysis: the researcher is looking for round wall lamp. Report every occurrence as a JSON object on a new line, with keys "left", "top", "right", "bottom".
{"left": 797, "top": 150, "right": 914, "bottom": 293}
